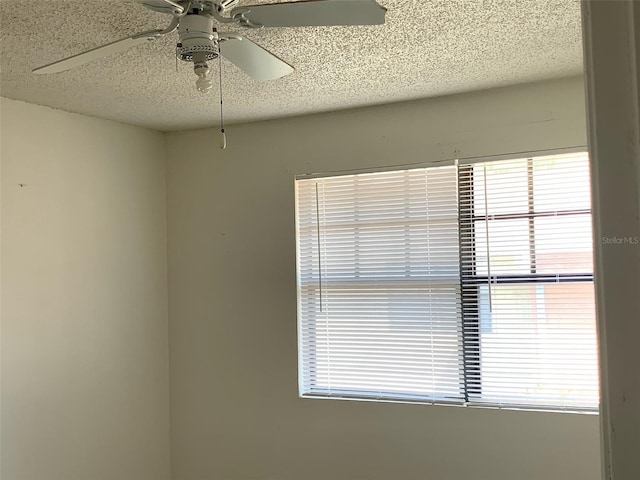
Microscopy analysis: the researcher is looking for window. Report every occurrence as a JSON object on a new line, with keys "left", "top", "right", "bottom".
{"left": 295, "top": 152, "right": 598, "bottom": 412}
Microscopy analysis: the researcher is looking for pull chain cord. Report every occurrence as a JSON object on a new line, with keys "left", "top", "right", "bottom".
{"left": 218, "top": 49, "right": 227, "bottom": 150}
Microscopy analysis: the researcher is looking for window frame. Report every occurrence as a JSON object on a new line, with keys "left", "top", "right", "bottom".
{"left": 295, "top": 148, "right": 598, "bottom": 413}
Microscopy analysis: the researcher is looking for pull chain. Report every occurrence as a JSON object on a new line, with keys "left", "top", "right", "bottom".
{"left": 218, "top": 49, "right": 227, "bottom": 150}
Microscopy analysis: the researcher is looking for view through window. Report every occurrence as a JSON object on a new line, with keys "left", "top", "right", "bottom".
{"left": 295, "top": 152, "right": 598, "bottom": 412}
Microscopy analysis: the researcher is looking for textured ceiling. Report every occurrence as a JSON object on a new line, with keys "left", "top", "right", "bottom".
{"left": 0, "top": 0, "right": 583, "bottom": 131}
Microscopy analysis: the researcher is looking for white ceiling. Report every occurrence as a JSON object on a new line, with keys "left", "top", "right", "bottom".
{"left": 0, "top": 0, "right": 583, "bottom": 131}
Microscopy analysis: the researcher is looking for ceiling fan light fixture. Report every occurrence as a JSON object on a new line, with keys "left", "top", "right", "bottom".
{"left": 193, "top": 53, "right": 214, "bottom": 93}
{"left": 177, "top": 13, "right": 219, "bottom": 62}
{"left": 177, "top": 43, "right": 219, "bottom": 62}
{"left": 176, "top": 12, "right": 219, "bottom": 92}
{"left": 195, "top": 69, "right": 214, "bottom": 93}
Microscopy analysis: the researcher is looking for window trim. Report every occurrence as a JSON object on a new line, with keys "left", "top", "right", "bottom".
{"left": 296, "top": 146, "right": 597, "bottom": 414}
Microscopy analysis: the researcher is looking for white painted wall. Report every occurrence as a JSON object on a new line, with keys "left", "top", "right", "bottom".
{"left": 582, "top": 2, "right": 640, "bottom": 478}
{"left": 166, "top": 76, "right": 602, "bottom": 480}
{"left": 0, "top": 98, "right": 170, "bottom": 480}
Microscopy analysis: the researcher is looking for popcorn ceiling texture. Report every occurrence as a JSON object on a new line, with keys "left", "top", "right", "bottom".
{"left": 0, "top": 0, "right": 582, "bottom": 131}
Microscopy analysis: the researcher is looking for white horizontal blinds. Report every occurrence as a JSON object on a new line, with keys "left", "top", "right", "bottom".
{"left": 459, "top": 153, "right": 599, "bottom": 410}
{"left": 296, "top": 166, "right": 463, "bottom": 402}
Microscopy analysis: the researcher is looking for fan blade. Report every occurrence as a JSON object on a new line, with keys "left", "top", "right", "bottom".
{"left": 219, "top": 35, "right": 294, "bottom": 81}
{"left": 230, "top": 0, "right": 386, "bottom": 28}
{"left": 33, "top": 31, "right": 164, "bottom": 74}
{"left": 133, "top": 0, "right": 185, "bottom": 15}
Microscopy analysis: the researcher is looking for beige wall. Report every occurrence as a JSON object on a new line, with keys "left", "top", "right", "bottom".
{"left": 0, "top": 98, "right": 170, "bottom": 480}
{"left": 582, "top": 1, "right": 640, "bottom": 477}
{"left": 166, "top": 76, "right": 602, "bottom": 480}
{"left": 0, "top": 76, "right": 604, "bottom": 480}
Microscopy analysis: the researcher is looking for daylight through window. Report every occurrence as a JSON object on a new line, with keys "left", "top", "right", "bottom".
{"left": 295, "top": 152, "right": 598, "bottom": 412}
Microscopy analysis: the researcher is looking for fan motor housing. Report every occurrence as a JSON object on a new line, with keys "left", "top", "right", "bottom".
{"left": 177, "top": 14, "right": 218, "bottom": 62}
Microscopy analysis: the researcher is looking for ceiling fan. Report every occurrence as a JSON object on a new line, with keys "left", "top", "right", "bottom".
{"left": 33, "top": 0, "right": 387, "bottom": 93}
